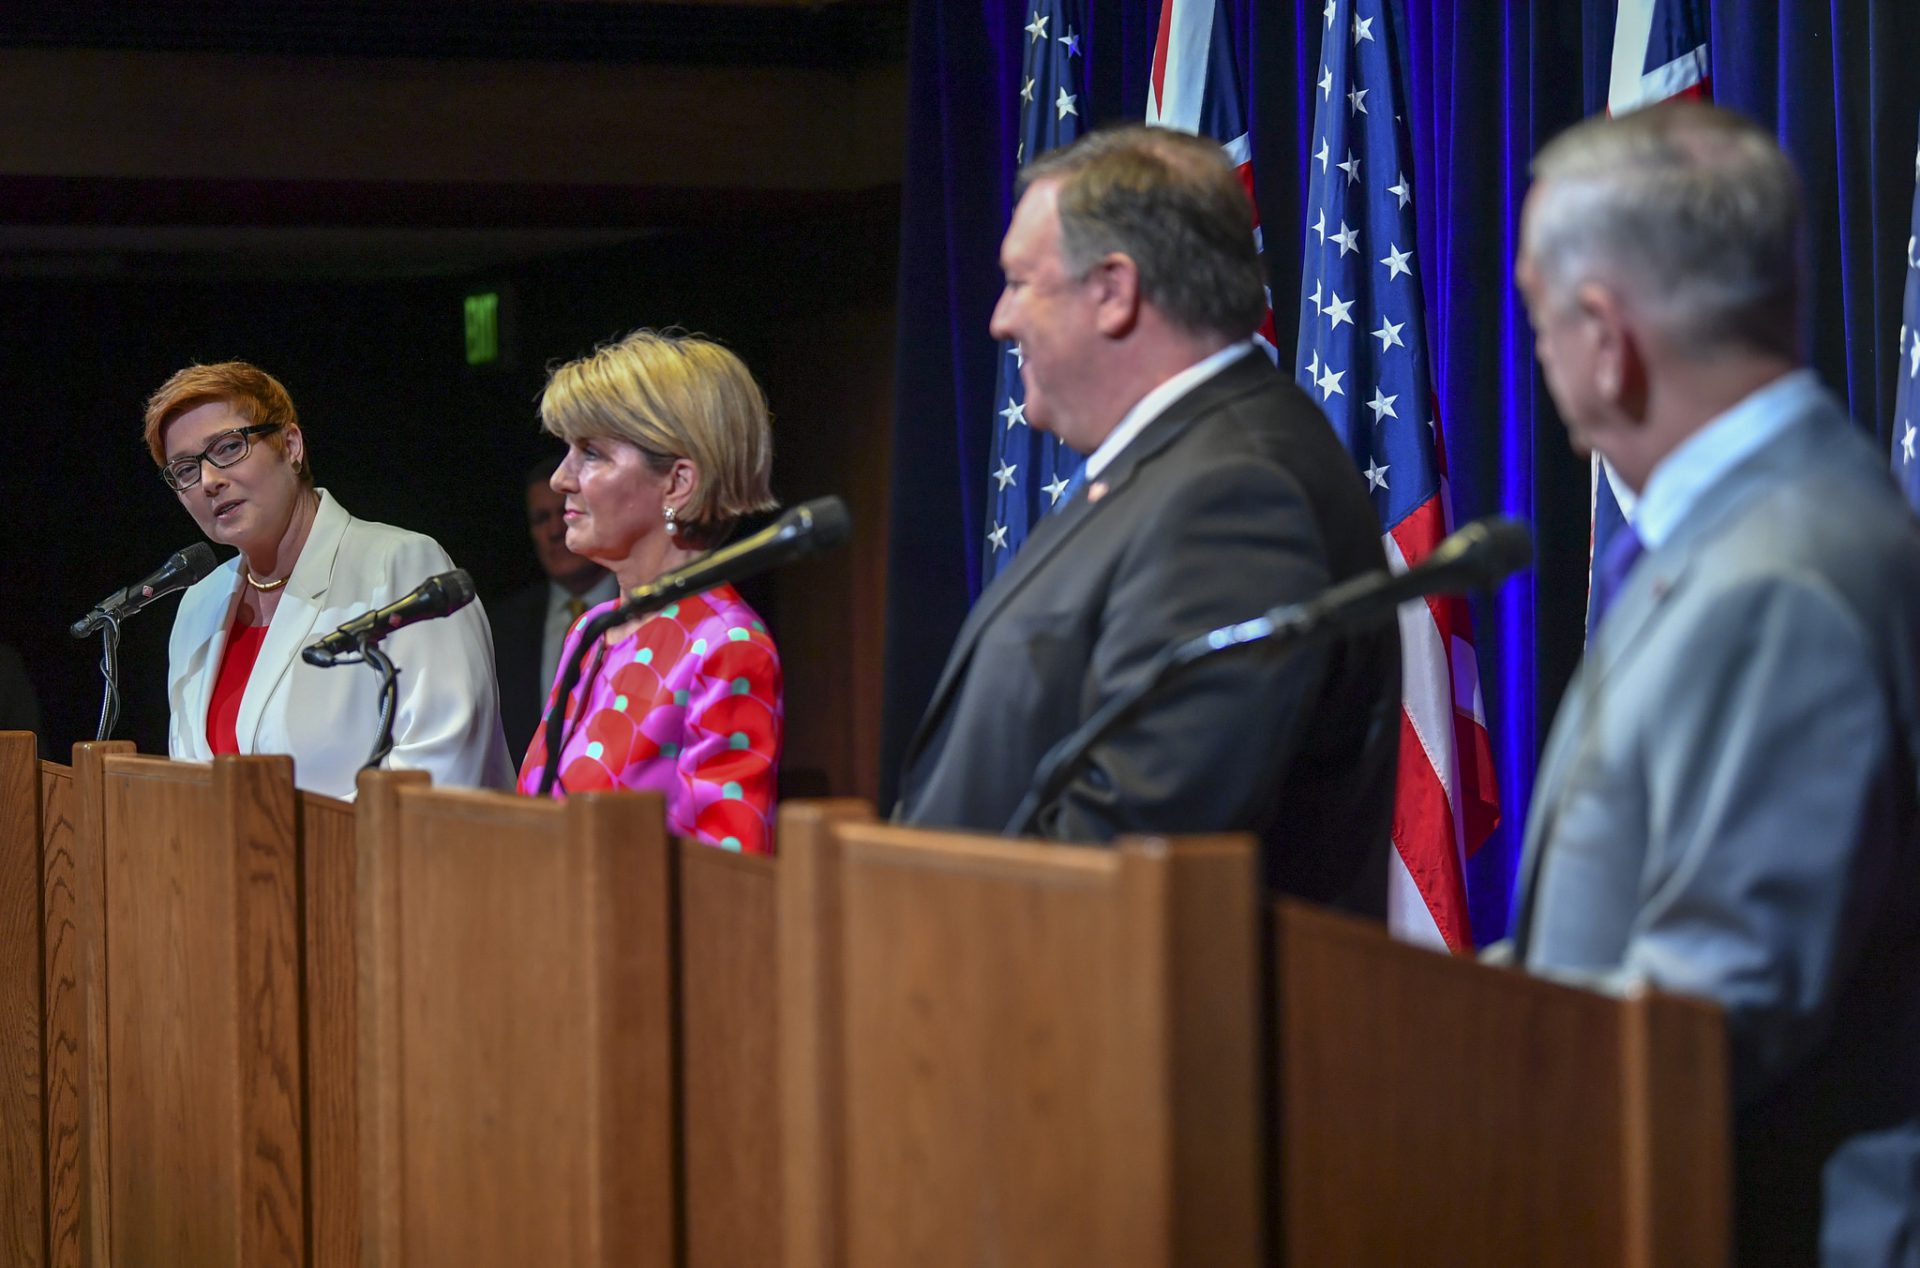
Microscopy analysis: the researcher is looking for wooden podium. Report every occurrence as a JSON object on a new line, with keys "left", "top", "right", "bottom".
{"left": 0, "top": 735, "right": 1729, "bottom": 1267}
{"left": 778, "top": 803, "right": 1262, "bottom": 1268}
{"left": 2, "top": 738, "right": 358, "bottom": 1268}
{"left": 354, "top": 776, "right": 787, "bottom": 1268}
{"left": 776, "top": 805, "right": 1730, "bottom": 1268}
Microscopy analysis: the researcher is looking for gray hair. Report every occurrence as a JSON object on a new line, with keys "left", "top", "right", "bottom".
{"left": 1021, "top": 125, "right": 1268, "bottom": 340}
{"left": 1525, "top": 101, "right": 1803, "bottom": 359}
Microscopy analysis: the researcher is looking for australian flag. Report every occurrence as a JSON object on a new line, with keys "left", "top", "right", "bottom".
{"left": 982, "top": 0, "right": 1089, "bottom": 585}
{"left": 1895, "top": 121, "right": 1920, "bottom": 507}
{"left": 1591, "top": 0, "right": 1711, "bottom": 635}
{"left": 1145, "top": 0, "right": 1276, "bottom": 358}
{"left": 1296, "top": 0, "right": 1499, "bottom": 951}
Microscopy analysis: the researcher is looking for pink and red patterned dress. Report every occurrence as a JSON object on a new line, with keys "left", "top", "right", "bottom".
{"left": 516, "top": 583, "right": 782, "bottom": 854}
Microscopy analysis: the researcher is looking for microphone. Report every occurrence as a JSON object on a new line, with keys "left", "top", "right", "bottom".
{"left": 302, "top": 569, "right": 476, "bottom": 667}
{"left": 533, "top": 495, "right": 852, "bottom": 797}
{"left": 70, "top": 543, "right": 219, "bottom": 637}
{"left": 1003, "top": 515, "right": 1533, "bottom": 835}
{"left": 1239, "top": 514, "right": 1534, "bottom": 645}
{"left": 608, "top": 496, "right": 852, "bottom": 622}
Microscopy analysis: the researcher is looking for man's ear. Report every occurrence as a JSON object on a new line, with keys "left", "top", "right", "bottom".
{"left": 1577, "top": 280, "right": 1646, "bottom": 418}
{"left": 1089, "top": 253, "right": 1143, "bottom": 338}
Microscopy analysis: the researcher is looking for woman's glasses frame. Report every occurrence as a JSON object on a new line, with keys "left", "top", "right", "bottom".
{"left": 161, "top": 422, "right": 283, "bottom": 492}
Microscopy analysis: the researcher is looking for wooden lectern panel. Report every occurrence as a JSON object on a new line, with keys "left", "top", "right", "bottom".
{"left": 356, "top": 783, "right": 676, "bottom": 1268}
{"left": 298, "top": 788, "right": 361, "bottom": 1268}
{"left": 678, "top": 842, "right": 781, "bottom": 1267}
{"left": 0, "top": 733, "right": 42, "bottom": 1267}
{"left": 779, "top": 805, "right": 1261, "bottom": 1268}
{"left": 102, "top": 753, "right": 307, "bottom": 1267}
{"left": 1274, "top": 900, "right": 1728, "bottom": 1268}
{"left": 42, "top": 741, "right": 132, "bottom": 1268}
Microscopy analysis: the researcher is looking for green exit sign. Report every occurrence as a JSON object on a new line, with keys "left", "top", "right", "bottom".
{"left": 464, "top": 291, "right": 500, "bottom": 365}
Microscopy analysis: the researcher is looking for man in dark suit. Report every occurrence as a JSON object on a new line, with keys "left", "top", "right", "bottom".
{"left": 894, "top": 125, "right": 1400, "bottom": 914}
{"left": 491, "top": 460, "right": 618, "bottom": 761}
{"left": 1508, "top": 102, "right": 1920, "bottom": 1264}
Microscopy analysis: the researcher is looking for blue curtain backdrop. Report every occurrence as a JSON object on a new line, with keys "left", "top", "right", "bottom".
{"left": 880, "top": 0, "right": 1920, "bottom": 940}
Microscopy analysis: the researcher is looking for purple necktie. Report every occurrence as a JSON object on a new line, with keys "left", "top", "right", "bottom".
{"left": 1587, "top": 524, "right": 1646, "bottom": 634}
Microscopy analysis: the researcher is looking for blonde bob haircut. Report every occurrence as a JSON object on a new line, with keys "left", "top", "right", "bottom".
{"left": 540, "top": 329, "right": 776, "bottom": 547}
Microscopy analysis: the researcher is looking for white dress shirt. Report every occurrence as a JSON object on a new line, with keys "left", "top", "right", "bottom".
{"left": 1082, "top": 341, "right": 1256, "bottom": 481}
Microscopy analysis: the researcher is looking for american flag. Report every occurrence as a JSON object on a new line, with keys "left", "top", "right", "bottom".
{"left": 1295, "top": 0, "right": 1498, "bottom": 951}
{"left": 1590, "top": 0, "right": 1710, "bottom": 635}
{"left": 1895, "top": 123, "right": 1920, "bottom": 508}
{"left": 983, "top": 0, "right": 1089, "bottom": 584}
{"left": 1144, "top": 0, "right": 1276, "bottom": 359}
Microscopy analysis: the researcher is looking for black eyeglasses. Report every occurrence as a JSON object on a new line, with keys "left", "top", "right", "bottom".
{"left": 161, "top": 423, "right": 282, "bottom": 491}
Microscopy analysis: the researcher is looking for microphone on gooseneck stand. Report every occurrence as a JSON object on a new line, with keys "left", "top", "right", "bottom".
{"left": 299, "top": 569, "right": 477, "bottom": 772}
{"left": 605, "top": 496, "right": 853, "bottom": 623}
{"left": 535, "top": 497, "right": 853, "bottom": 796}
{"left": 1002, "top": 515, "right": 1535, "bottom": 836}
{"left": 68, "top": 542, "right": 221, "bottom": 741}
{"left": 302, "top": 569, "right": 477, "bottom": 668}
{"left": 69, "top": 542, "right": 219, "bottom": 639}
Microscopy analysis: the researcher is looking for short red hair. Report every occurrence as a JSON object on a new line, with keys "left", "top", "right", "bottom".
{"left": 143, "top": 361, "right": 309, "bottom": 484}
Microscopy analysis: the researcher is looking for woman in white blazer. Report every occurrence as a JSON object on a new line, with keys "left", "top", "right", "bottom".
{"left": 145, "top": 361, "right": 515, "bottom": 799}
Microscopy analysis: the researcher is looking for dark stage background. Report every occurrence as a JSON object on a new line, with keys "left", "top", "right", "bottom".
{"left": 0, "top": 1, "right": 908, "bottom": 798}
{"left": 0, "top": 201, "right": 900, "bottom": 797}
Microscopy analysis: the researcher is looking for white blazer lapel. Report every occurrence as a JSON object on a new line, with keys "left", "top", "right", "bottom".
{"left": 171, "top": 563, "right": 244, "bottom": 761}
{"left": 234, "top": 491, "right": 349, "bottom": 755}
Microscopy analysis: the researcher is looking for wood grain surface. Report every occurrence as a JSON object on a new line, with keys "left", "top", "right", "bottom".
{"left": 678, "top": 842, "right": 781, "bottom": 1266}
{"left": 0, "top": 733, "right": 43, "bottom": 1267}
{"left": 43, "top": 741, "right": 131, "bottom": 1268}
{"left": 101, "top": 752, "right": 305, "bottom": 1267}
{"left": 780, "top": 808, "right": 1260, "bottom": 1268}
{"left": 775, "top": 800, "right": 875, "bottom": 1268}
{"left": 296, "top": 789, "right": 360, "bottom": 1268}
{"left": 356, "top": 781, "right": 675, "bottom": 1268}
{"left": 1273, "top": 899, "right": 1728, "bottom": 1267}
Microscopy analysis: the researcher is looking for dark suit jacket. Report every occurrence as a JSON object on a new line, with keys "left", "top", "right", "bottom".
{"left": 895, "top": 352, "right": 1400, "bottom": 914}
{"left": 490, "top": 579, "right": 550, "bottom": 763}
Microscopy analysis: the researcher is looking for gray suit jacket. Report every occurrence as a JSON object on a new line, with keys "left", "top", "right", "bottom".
{"left": 895, "top": 353, "right": 1401, "bottom": 914}
{"left": 1514, "top": 388, "right": 1920, "bottom": 1266}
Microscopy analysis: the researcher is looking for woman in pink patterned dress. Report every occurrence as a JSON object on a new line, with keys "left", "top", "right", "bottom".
{"left": 517, "top": 329, "right": 783, "bottom": 854}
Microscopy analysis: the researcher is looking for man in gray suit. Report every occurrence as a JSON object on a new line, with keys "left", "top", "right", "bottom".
{"left": 1511, "top": 102, "right": 1920, "bottom": 1265}
{"left": 894, "top": 125, "right": 1400, "bottom": 914}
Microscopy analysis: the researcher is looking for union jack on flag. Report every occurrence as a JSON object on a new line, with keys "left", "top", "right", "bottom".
{"left": 1893, "top": 123, "right": 1920, "bottom": 509}
{"left": 1295, "top": 0, "right": 1499, "bottom": 950}
{"left": 982, "top": 0, "right": 1089, "bottom": 585}
{"left": 1608, "top": 0, "right": 1711, "bottom": 115}
{"left": 1590, "top": 0, "right": 1710, "bottom": 635}
{"left": 1144, "top": 0, "right": 1277, "bottom": 358}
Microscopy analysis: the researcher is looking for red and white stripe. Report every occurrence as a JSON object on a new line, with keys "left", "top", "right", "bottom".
{"left": 1148, "top": 0, "right": 1498, "bottom": 950}
{"left": 1384, "top": 491, "right": 1500, "bottom": 950}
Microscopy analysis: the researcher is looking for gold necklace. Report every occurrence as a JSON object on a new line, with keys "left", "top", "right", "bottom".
{"left": 245, "top": 571, "right": 288, "bottom": 592}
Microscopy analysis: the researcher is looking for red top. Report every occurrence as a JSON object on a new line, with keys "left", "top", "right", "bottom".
{"left": 207, "top": 620, "right": 268, "bottom": 755}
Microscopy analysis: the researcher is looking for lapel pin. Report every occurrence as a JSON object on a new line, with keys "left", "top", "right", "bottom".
{"left": 1087, "top": 480, "right": 1109, "bottom": 504}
